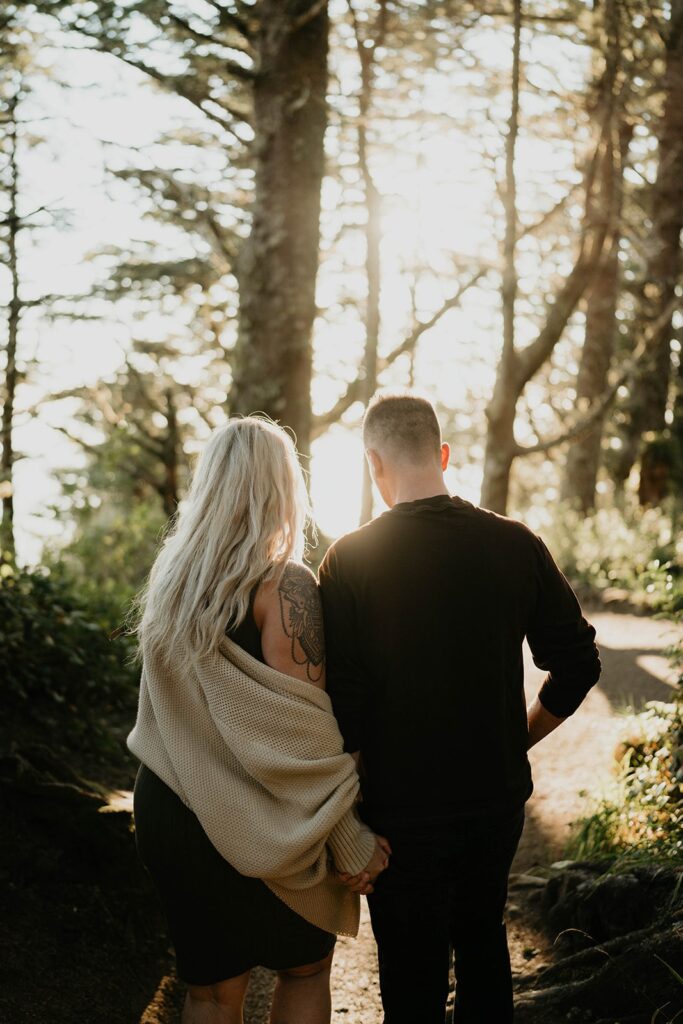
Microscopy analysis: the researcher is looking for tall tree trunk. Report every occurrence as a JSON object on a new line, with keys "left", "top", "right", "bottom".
{"left": 640, "top": 0, "right": 683, "bottom": 433}
{"left": 480, "top": 0, "right": 522, "bottom": 514}
{"left": 1, "top": 92, "right": 19, "bottom": 562}
{"left": 351, "top": 2, "right": 385, "bottom": 526}
{"left": 358, "top": 179, "right": 380, "bottom": 524}
{"left": 614, "top": 0, "right": 683, "bottom": 497}
{"left": 480, "top": 0, "right": 618, "bottom": 514}
{"left": 232, "top": 1, "right": 329, "bottom": 457}
{"left": 563, "top": 121, "right": 633, "bottom": 513}
{"left": 481, "top": 380, "right": 519, "bottom": 514}
{"left": 562, "top": 240, "right": 619, "bottom": 512}
{"left": 161, "top": 388, "right": 179, "bottom": 519}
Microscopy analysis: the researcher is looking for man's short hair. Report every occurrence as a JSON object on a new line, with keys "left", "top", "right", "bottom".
{"left": 363, "top": 391, "right": 442, "bottom": 464}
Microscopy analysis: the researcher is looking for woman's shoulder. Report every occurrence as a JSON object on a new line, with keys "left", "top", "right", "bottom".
{"left": 254, "top": 560, "right": 318, "bottom": 608}
{"left": 254, "top": 562, "right": 325, "bottom": 688}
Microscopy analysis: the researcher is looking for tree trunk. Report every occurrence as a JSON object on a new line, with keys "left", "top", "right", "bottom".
{"left": 480, "top": 0, "right": 522, "bottom": 514}
{"left": 1, "top": 92, "right": 20, "bottom": 562}
{"left": 358, "top": 179, "right": 380, "bottom": 524}
{"left": 161, "top": 387, "right": 179, "bottom": 519}
{"left": 480, "top": 0, "right": 618, "bottom": 514}
{"left": 481, "top": 387, "right": 518, "bottom": 514}
{"left": 352, "top": 4, "right": 384, "bottom": 526}
{"left": 640, "top": 0, "right": 683, "bottom": 434}
{"left": 232, "top": 1, "right": 329, "bottom": 457}
{"left": 562, "top": 242, "right": 619, "bottom": 512}
{"left": 614, "top": 0, "right": 683, "bottom": 496}
{"left": 563, "top": 122, "right": 633, "bottom": 513}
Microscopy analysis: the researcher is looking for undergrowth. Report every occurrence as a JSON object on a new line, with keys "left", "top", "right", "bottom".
{"left": 567, "top": 696, "right": 683, "bottom": 868}
{"left": 544, "top": 501, "right": 683, "bottom": 613}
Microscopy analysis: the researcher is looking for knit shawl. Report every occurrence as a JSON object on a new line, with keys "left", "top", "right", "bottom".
{"left": 127, "top": 635, "right": 376, "bottom": 937}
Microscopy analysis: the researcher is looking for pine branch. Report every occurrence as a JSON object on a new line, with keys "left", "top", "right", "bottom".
{"left": 166, "top": 12, "right": 256, "bottom": 79}
{"left": 71, "top": 44, "right": 249, "bottom": 130}
{"left": 203, "top": 1, "right": 253, "bottom": 40}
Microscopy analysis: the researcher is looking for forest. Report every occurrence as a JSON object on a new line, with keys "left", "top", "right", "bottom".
{"left": 1, "top": 1, "right": 682, "bottom": 1022}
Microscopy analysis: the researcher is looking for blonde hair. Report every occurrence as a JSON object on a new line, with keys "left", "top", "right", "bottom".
{"left": 134, "top": 416, "right": 311, "bottom": 674}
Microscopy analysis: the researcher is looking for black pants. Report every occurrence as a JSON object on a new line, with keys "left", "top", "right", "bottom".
{"left": 367, "top": 804, "right": 525, "bottom": 1024}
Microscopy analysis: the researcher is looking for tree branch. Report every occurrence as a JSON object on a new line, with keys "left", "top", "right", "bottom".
{"left": 312, "top": 270, "right": 485, "bottom": 438}
{"left": 291, "top": 0, "right": 328, "bottom": 32}
{"left": 517, "top": 181, "right": 582, "bottom": 241}
{"left": 382, "top": 270, "right": 486, "bottom": 368}
{"left": 515, "top": 124, "right": 616, "bottom": 388}
{"left": 51, "top": 423, "right": 168, "bottom": 496}
{"left": 515, "top": 297, "right": 680, "bottom": 456}
{"left": 74, "top": 45, "right": 249, "bottom": 131}
{"left": 501, "top": 0, "right": 521, "bottom": 366}
{"left": 166, "top": 12, "right": 256, "bottom": 79}
{"left": 202, "top": 1, "right": 253, "bottom": 40}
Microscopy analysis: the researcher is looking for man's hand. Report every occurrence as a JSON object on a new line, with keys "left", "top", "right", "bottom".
{"left": 338, "top": 835, "right": 391, "bottom": 895}
{"left": 527, "top": 695, "right": 565, "bottom": 749}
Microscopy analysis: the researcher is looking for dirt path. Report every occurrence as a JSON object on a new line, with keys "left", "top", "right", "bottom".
{"left": 139, "top": 610, "right": 681, "bottom": 1024}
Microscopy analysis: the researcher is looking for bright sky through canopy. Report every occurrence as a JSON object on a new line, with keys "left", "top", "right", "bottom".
{"left": 5, "top": 5, "right": 593, "bottom": 562}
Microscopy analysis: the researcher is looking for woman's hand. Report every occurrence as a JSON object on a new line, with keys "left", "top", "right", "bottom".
{"left": 337, "top": 835, "right": 391, "bottom": 895}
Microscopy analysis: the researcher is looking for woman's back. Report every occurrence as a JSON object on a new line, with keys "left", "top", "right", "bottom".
{"left": 227, "top": 584, "right": 264, "bottom": 664}
{"left": 230, "top": 563, "right": 326, "bottom": 689}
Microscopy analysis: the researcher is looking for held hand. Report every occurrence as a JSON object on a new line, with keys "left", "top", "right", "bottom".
{"left": 338, "top": 835, "right": 391, "bottom": 895}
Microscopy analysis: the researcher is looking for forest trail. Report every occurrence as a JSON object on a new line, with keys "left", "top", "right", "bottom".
{"left": 91, "top": 609, "right": 679, "bottom": 1024}
{"left": 230, "top": 610, "right": 681, "bottom": 1024}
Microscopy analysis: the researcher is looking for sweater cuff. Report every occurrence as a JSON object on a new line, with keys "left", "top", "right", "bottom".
{"left": 327, "top": 807, "right": 376, "bottom": 875}
{"left": 538, "top": 674, "right": 578, "bottom": 718}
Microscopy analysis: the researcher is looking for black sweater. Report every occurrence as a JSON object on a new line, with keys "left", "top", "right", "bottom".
{"left": 318, "top": 494, "right": 601, "bottom": 828}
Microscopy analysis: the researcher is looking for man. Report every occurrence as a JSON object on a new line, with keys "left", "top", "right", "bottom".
{"left": 318, "top": 392, "right": 601, "bottom": 1024}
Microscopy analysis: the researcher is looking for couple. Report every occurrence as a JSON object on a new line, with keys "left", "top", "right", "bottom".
{"left": 129, "top": 392, "right": 601, "bottom": 1024}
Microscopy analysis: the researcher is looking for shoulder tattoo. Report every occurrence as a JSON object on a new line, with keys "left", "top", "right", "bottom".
{"left": 278, "top": 563, "right": 325, "bottom": 683}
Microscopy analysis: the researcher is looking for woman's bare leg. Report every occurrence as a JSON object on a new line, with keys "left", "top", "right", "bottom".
{"left": 182, "top": 971, "right": 251, "bottom": 1024}
{"left": 269, "top": 951, "right": 334, "bottom": 1024}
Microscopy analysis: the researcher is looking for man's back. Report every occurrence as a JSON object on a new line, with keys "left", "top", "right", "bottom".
{"left": 319, "top": 494, "right": 601, "bottom": 831}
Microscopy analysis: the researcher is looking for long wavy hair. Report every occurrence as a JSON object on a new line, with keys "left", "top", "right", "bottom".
{"left": 133, "top": 416, "right": 311, "bottom": 673}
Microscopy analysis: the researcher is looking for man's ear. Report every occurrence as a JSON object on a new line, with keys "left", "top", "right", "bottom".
{"left": 441, "top": 442, "right": 450, "bottom": 472}
{"left": 366, "top": 447, "right": 383, "bottom": 478}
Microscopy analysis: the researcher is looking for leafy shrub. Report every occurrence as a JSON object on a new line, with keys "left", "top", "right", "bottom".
{"left": 0, "top": 558, "right": 138, "bottom": 728}
{"left": 568, "top": 698, "right": 683, "bottom": 866}
{"left": 544, "top": 500, "right": 682, "bottom": 612}
{"left": 45, "top": 499, "right": 167, "bottom": 632}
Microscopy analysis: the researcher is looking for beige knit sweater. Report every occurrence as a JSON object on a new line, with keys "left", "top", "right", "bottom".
{"left": 127, "top": 634, "right": 376, "bottom": 937}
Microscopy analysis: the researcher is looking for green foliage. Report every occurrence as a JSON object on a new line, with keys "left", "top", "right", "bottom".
{"left": 0, "top": 556, "right": 138, "bottom": 732}
{"left": 567, "top": 604, "right": 683, "bottom": 867}
{"left": 568, "top": 687, "right": 683, "bottom": 867}
{"left": 47, "top": 498, "right": 167, "bottom": 630}
{"left": 544, "top": 500, "right": 683, "bottom": 612}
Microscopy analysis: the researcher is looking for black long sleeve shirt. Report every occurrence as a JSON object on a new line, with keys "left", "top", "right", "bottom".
{"left": 318, "top": 494, "right": 601, "bottom": 829}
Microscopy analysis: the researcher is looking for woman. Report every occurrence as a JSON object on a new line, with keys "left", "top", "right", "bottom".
{"left": 128, "top": 417, "right": 389, "bottom": 1024}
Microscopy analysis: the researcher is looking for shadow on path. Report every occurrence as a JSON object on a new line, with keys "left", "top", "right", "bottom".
{"left": 595, "top": 642, "right": 676, "bottom": 710}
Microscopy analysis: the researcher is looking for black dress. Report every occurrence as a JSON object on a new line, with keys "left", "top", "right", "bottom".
{"left": 132, "top": 592, "right": 336, "bottom": 986}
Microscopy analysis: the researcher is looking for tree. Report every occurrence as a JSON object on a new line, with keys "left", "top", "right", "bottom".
{"left": 612, "top": 0, "right": 683, "bottom": 503}
{"left": 47, "top": 341, "right": 222, "bottom": 519}
{"left": 480, "top": 0, "right": 622, "bottom": 514}
{"left": 230, "top": 1, "right": 330, "bottom": 456}
{"left": 0, "top": 86, "right": 20, "bottom": 560}
{"left": 347, "top": 0, "right": 385, "bottom": 523}
{"left": 0, "top": 16, "right": 62, "bottom": 560}
{"left": 36, "top": 0, "right": 331, "bottom": 456}
{"left": 562, "top": 125, "right": 635, "bottom": 512}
